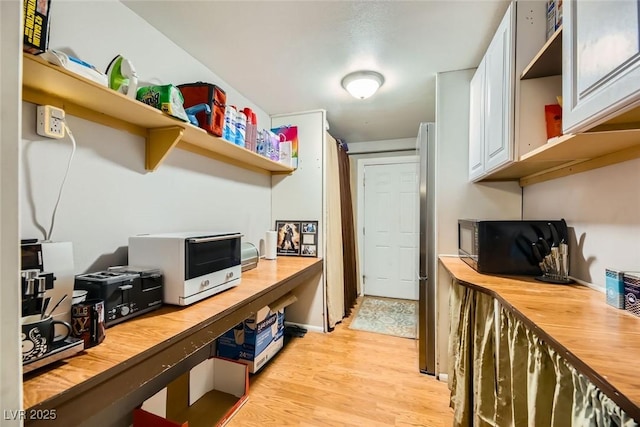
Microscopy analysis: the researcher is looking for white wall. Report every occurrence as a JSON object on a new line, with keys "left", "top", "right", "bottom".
{"left": 434, "top": 69, "right": 522, "bottom": 375}
{"left": 47, "top": 0, "right": 270, "bottom": 129}
{"left": 1, "top": 0, "right": 23, "bottom": 421}
{"left": 349, "top": 138, "right": 417, "bottom": 192}
{"left": 523, "top": 158, "right": 640, "bottom": 288}
{"left": 271, "top": 110, "right": 326, "bottom": 331}
{"left": 348, "top": 137, "right": 417, "bottom": 155}
{"left": 20, "top": 0, "right": 273, "bottom": 275}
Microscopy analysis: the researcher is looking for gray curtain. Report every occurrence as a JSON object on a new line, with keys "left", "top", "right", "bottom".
{"left": 448, "top": 280, "right": 638, "bottom": 427}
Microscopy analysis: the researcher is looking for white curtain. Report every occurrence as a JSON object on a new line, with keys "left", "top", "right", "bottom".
{"left": 325, "top": 133, "right": 344, "bottom": 328}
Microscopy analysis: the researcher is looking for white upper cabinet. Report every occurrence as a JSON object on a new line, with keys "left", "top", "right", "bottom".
{"left": 469, "top": 59, "right": 486, "bottom": 181}
{"left": 484, "top": 6, "right": 515, "bottom": 172}
{"left": 563, "top": 0, "right": 640, "bottom": 133}
{"left": 468, "top": 2, "right": 515, "bottom": 182}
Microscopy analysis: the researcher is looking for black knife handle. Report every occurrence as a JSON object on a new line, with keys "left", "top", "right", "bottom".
{"left": 548, "top": 222, "right": 560, "bottom": 247}
{"left": 538, "top": 237, "right": 551, "bottom": 255}
{"left": 531, "top": 242, "right": 544, "bottom": 262}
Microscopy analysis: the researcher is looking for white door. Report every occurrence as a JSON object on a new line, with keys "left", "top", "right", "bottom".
{"left": 363, "top": 161, "right": 419, "bottom": 300}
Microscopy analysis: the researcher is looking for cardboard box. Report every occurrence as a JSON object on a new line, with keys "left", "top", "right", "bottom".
{"left": 623, "top": 272, "right": 640, "bottom": 317}
{"left": 134, "top": 357, "right": 249, "bottom": 427}
{"left": 606, "top": 269, "right": 626, "bottom": 309}
{"left": 23, "top": 0, "right": 52, "bottom": 54}
{"left": 546, "top": 0, "right": 563, "bottom": 40}
{"left": 217, "top": 293, "right": 296, "bottom": 373}
{"left": 546, "top": 0, "right": 557, "bottom": 40}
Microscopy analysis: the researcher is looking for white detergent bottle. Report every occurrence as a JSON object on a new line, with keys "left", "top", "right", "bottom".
{"left": 235, "top": 109, "right": 246, "bottom": 148}
{"left": 223, "top": 105, "right": 237, "bottom": 143}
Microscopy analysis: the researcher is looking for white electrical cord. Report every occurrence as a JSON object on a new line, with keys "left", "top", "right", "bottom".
{"left": 45, "top": 122, "right": 76, "bottom": 241}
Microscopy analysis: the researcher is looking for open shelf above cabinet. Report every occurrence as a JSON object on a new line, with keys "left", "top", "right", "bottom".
{"left": 21, "top": 53, "right": 293, "bottom": 175}
{"left": 483, "top": 129, "right": 640, "bottom": 186}
{"left": 521, "top": 26, "right": 562, "bottom": 80}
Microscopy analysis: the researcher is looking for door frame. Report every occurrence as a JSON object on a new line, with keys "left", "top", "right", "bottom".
{"left": 356, "top": 155, "right": 419, "bottom": 296}
{"left": 1, "top": 0, "right": 23, "bottom": 419}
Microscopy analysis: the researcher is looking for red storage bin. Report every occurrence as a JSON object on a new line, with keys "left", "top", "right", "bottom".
{"left": 178, "top": 82, "right": 226, "bottom": 137}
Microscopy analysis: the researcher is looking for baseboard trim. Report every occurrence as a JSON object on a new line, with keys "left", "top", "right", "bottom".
{"left": 284, "top": 321, "right": 324, "bottom": 333}
{"left": 437, "top": 373, "right": 448, "bottom": 383}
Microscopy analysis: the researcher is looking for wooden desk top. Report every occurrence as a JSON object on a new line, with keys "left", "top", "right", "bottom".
{"left": 440, "top": 256, "right": 640, "bottom": 420}
{"left": 23, "top": 257, "right": 322, "bottom": 425}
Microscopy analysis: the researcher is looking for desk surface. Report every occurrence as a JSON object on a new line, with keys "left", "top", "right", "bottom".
{"left": 440, "top": 256, "right": 640, "bottom": 420}
{"left": 22, "top": 257, "right": 323, "bottom": 425}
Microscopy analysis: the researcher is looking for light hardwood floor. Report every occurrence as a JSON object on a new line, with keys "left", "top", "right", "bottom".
{"left": 227, "top": 304, "right": 454, "bottom": 427}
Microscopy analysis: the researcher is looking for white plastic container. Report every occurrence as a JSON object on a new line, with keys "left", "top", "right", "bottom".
{"left": 235, "top": 110, "right": 246, "bottom": 147}
{"left": 223, "top": 106, "right": 237, "bottom": 143}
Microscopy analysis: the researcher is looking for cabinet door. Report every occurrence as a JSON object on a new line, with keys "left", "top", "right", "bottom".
{"left": 469, "top": 60, "right": 485, "bottom": 182}
{"left": 564, "top": 0, "right": 640, "bottom": 133}
{"left": 484, "top": 3, "right": 515, "bottom": 173}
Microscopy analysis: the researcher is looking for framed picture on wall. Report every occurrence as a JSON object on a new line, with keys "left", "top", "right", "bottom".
{"left": 300, "top": 221, "right": 318, "bottom": 257}
{"left": 275, "top": 221, "right": 302, "bottom": 256}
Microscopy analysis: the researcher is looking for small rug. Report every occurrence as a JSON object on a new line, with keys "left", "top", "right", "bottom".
{"left": 349, "top": 296, "right": 417, "bottom": 339}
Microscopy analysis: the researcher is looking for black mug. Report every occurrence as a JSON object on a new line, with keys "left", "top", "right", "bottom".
{"left": 21, "top": 314, "right": 71, "bottom": 363}
{"left": 71, "top": 298, "right": 105, "bottom": 348}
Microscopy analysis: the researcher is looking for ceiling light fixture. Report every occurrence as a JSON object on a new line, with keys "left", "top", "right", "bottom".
{"left": 341, "top": 70, "right": 385, "bottom": 100}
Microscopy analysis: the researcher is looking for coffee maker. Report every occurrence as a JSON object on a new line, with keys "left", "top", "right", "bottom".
{"left": 21, "top": 269, "right": 55, "bottom": 317}
{"left": 21, "top": 240, "right": 75, "bottom": 326}
{"left": 20, "top": 240, "right": 84, "bottom": 372}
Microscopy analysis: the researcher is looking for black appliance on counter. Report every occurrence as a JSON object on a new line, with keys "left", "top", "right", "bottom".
{"left": 458, "top": 219, "right": 568, "bottom": 275}
{"left": 74, "top": 267, "right": 163, "bottom": 327}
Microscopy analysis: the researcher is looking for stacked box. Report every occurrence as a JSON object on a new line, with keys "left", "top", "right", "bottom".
{"left": 217, "top": 293, "right": 296, "bottom": 373}
{"left": 546, "top": 1, "right": 557, "bottom": 40}
{"left": 606, "top": 269, "right": 625, "bottom": 309}
{"left": 134, "top": 357, "right": 249, "bottom": 427}
{"left": 624, "top": 272, "right": 640, "bottom": 317}
{"left": 557, "top": 0, "right": 563, "bottom": 28}
{"left": 23, "top": 0, "right": 52, "bottom": 54}
{"left": 546, "top": 0, "right": 562, "bottom": 40}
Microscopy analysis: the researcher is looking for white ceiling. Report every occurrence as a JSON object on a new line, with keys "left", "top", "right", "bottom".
{"left": 122, "top": 0, "right": 510, "bottom": 144}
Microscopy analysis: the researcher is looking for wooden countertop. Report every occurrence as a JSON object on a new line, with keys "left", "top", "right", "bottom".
{"left": 23, "top": 257, "right": 323, "bottom": 426}
{"left": 439, "top": 256, "right": 640, "bottom": 421}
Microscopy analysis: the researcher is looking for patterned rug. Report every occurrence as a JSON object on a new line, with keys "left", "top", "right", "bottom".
{"left": 349, "top": 296, "right": 417, "bottom": 339}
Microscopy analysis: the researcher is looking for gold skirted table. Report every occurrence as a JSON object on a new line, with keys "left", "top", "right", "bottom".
{"left": 440, "top": 256, "right": 640, "bottom": 426}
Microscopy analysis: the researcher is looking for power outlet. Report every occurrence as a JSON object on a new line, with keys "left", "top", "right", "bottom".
{"left": 37, "top": 105, "right": 66, "bottom": 139}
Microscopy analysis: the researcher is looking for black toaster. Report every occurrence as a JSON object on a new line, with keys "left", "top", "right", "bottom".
{"left": 74, "top": 267, "right": 163, "bottom": 327}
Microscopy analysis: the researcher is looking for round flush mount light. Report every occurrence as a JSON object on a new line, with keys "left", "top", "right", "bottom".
{"left": 341, "top": 70, "right": 385, "bottom": 100}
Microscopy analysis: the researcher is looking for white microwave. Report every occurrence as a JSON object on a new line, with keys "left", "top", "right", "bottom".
{"left": 128, "top": 232, "right": 242, "bottom": 306}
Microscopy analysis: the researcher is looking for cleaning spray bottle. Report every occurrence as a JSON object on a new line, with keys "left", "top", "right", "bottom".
{"left": 223, "top": 105, "right": 237, "bottom": 143}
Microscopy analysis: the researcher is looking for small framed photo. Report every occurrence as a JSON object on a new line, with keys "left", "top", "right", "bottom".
{"left": 300, "top": 221, "right": 318, "bottom": 257}
{"left": 275, "top": 221, "right": 301, "bottom": 256}
{"left": 301, "top": 245, "right": 317, "bottom": 256}
{"left": 302, "top": 222, "right": 317, "bottom": 234}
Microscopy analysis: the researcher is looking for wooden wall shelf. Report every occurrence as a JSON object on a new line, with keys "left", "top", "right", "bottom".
{"left": 22, "top": 257, "right": 323, "bottom": 426}
{"left": 21, "top": 53, "right": 293, "bottom": 175}
{"left": 520, "top": 26, "right": 562, "bottom": 80}
{"left": 483, "top": 129, "right": 640, "bottom": 186}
